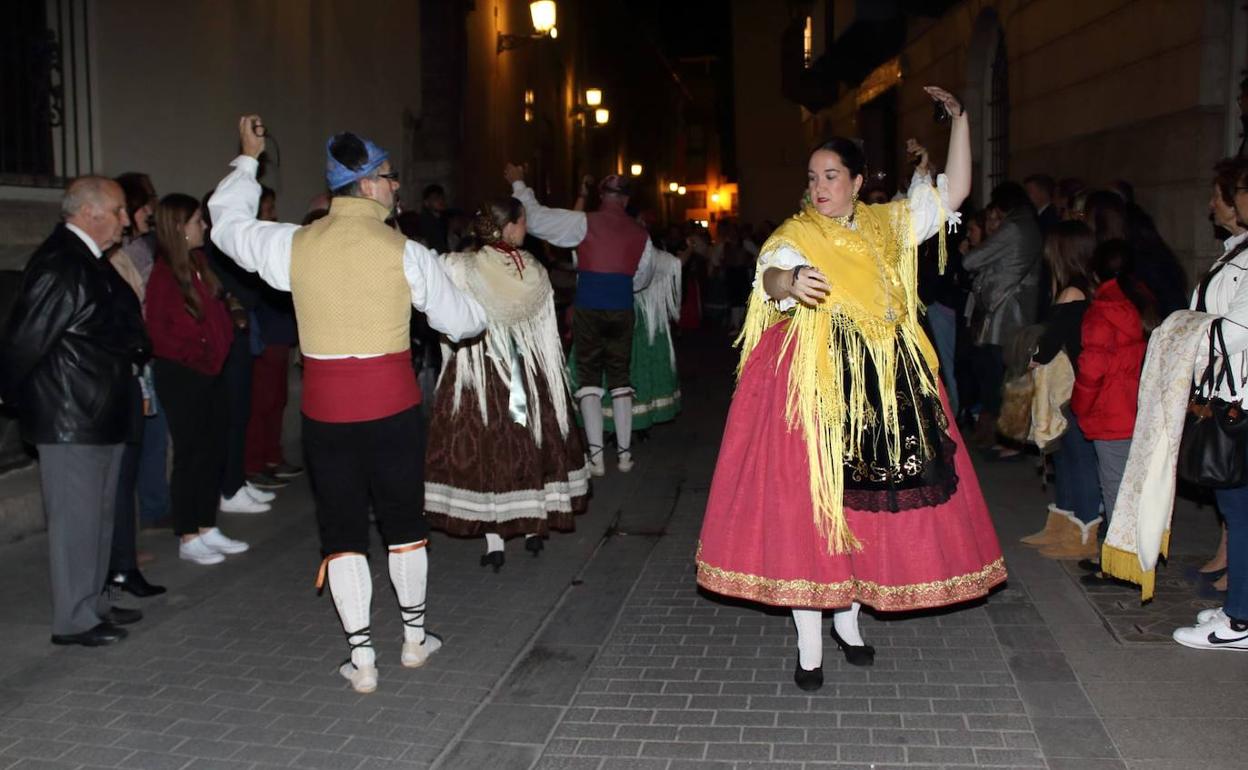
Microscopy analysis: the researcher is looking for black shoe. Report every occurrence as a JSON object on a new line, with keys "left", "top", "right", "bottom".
{"left": 830, "top": 628, "right": 875, "bottom": 666}
{"left": 793, "top": 661, "right": 824, "bottom": 691}
{"left": 106, "top": 569, "right": 167, "bottom": 598}
{"left": 480, "top": 551, "right": 505, "bottom": 572}
{"left": 101, "top": 606, "right": 143, "bottom": 625}
{"left": 51, "top": 622, "right": 128, "bottom": 647}
{"left": 1076, "top": 559, "right": 1101, "bottom": 573}
{"left": 1079, "top": 571, "right": 1133, "bottom": 588}
{"left": 524, "top": 536, "right": 544, "bottom": 556}
{"left": 246, "top": 471, "right": 290, "bottom": 490}
{"left": 268, "top": 462, "right": 304, "bottom": 479}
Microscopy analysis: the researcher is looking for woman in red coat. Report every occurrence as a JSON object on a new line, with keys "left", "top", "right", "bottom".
{"left": 1070, "top": 239, "right": 1156, "bottom": 578}
{"left": 146, "top": 193, "right": 248, "bottom": 566}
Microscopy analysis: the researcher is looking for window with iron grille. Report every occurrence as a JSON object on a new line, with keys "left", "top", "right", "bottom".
{"left": 986, "top": 31, "right": 1009, "bottom": 191}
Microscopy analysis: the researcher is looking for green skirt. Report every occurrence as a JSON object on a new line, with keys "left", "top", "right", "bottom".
{"left": 569, "top": 317, "right": 680, "bottom": 432}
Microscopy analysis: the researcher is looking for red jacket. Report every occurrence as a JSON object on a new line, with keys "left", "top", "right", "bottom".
{"left": 145, "top": 256, "right": 233, "bottom": 376}
{"left": 1070, "top": 279, "right": 1145, "bottom": 440}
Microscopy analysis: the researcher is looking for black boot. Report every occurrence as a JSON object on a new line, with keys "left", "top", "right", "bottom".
{"left": 480, "top": 551, "right": 505, "bottom": 572}
{"left": 524, "top": 536, "right": 544, "bottom": 557}
{"left": 105, "top": 569, "right": 167, "bottom": 598}
{"left": 793, "top": 661, "right": 823, "bottom": 691}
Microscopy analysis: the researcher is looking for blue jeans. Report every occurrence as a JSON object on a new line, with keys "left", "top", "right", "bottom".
{"left": 927, "top": 303, "right": 959, "bottom": 416}
{"left": 1214, "top": 484, "right": 1248, "bottom": 620}
{"left": 137, "top": 410, "right": 170, "bottom": 526}
{"left": 1052, "top": 411, "right": 1101, "bottom": 525}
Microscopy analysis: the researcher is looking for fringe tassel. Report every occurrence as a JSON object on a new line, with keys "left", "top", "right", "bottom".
{"left": 1099, "top": 543, "right": 1157, "bottom": 602}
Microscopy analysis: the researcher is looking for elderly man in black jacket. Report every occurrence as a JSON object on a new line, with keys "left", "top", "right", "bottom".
{"left": 0, "top": 176, "right": 151, "bottom": 646}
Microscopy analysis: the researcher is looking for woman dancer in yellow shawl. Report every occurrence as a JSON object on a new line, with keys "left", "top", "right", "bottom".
{"left": 696, "top": 87, "right": 1006, "bottom": 691}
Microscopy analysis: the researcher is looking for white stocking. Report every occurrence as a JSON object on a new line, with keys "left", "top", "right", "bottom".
{"left": 833, "top": 601, "right": 864, "bottom": 646}
{"left": 327, "top": 554, "right": 374, "bottom": 668}
{"left": 579, "top": 394, "right": 605, "bottom": 459}
{"left": 611, "top": 391, "right": 633, "bottom": 452}
{"left": 792, "top": 608, "right": 823, "bottom": 670}
{"left": 388, "top": 542, "right": 428, "bottom": 645}
{"left": 484, "top": 533, "right": 505, "bottom": 553}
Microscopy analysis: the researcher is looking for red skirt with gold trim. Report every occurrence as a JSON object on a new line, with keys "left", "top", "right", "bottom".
{"left": 696, "top": 323, "right": 1006, "bottom": 611}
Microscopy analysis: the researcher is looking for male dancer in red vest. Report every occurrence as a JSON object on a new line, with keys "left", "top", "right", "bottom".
{"left": 505, "top": 164, "right": 654, "bottom": 475}
{"left": 210, "top": 115, "right": 486, "bottom": 693}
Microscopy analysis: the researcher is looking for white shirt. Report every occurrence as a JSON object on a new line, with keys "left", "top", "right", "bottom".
{"left": 208, "top": 156, "right": 486, "bottom": 358}
{"left": 65, "top": 223, "right": 103, "bottom": 258}
{"left": 510, "top": 180, "right": 656, "bottom": 291}
{"left": 754, "top": 171, "right": 956, "bottom": 311}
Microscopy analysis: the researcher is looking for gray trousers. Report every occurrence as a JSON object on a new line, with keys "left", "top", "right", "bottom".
{"left": 37, "top": 443, "right": 125, "bottom": 635}
{"left": 1093, "top": 439, "right": 1132, "bottom": 525}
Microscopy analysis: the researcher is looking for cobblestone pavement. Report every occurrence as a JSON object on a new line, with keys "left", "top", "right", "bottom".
{"left": 0, "top": 333, "right": 1245, "bottom": 770}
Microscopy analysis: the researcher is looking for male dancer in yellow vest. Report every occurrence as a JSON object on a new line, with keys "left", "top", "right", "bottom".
{"left": 209, "top": 115, "right": 486, "bottom": 693}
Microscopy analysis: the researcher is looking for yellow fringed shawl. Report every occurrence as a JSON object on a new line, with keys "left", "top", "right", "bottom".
{"left": 737, "top": 198, "right": 947, "bottom": 554}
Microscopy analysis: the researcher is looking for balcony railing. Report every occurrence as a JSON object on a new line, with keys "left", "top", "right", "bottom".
{"left": 0, "top": 0, "right": 95, "bottom": 188}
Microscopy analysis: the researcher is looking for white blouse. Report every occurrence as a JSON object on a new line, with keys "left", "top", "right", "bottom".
{"left": 754, "top": 171, "right": 956, "bottom": 311}
{"left": 1193, "top": 231, "right": 1248, "bottom": 401}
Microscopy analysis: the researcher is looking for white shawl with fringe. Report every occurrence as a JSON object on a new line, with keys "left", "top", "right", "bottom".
{"left": 634, "top": 249, "right": 681, "bottom": 365}
{"left": 440, "top": 246, "right": 571, "bottom": 446}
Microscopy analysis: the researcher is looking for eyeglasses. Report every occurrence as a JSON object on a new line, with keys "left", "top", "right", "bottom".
{"left": 376, "top": 172, "right": 399, "bottom": 182}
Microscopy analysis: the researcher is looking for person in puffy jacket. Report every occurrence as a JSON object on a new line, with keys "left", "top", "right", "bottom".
{"left": 1070, "top": 239, "right": 1155, "bottom": 579}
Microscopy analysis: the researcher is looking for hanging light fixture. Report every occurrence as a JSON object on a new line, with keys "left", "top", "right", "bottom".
{"left": 585, "top": 88, "right": 603, "bottom": 107}
{"left": 529, "top": 1, "right": 557, "bottom": 34}
{"left": 594, "top": 108, "right": 610, "bottom": 125}
{"left": 677, "top": 185, "right": 687, "bottom": 196}
{"left": 668, "top": 182, "right": 679, "bottom": 193}
{"left": 630, "top": 163, "right": 643, "bottom": 176}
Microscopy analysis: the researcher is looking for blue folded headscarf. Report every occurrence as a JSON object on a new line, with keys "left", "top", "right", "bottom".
{"left": 325, "top": 134, "right": 390, "bottom": 190}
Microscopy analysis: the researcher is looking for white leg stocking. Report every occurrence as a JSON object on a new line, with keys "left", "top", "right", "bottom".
{"left": 792, "top": 608, "right": 823, "bottom": 670}
{"left": 327, "top": 554, "right": 374, "bottom": 669}
{"left": 579, "top": 394, "right": 605, "bottom": 474}
{"left": 484, "top": 533, "right": 505, "bottom": 554}
{"left": 833, "top": 601, "right": 864, "bottom": 646}
{"left": 388, "top": 542, "right": 428, "bottom": 644}
{"left": 611, "top": 392, "right": 633, "bottom": 453}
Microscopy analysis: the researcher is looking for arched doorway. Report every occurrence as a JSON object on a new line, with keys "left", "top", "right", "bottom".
{"left": 964, "top": 9, "right": 1008, "bottom": 205}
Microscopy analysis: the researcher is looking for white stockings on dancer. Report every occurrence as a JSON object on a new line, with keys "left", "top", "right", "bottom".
{"left": 484, "top": 533, "right": 505, "bottom": 554}
{"left": 327, "top": 553, "right": 376, "bottom": 692}
{"left": 579, "top": 393, "right": 606, "bottom": 474}
{"left": 833, "top": 601, "right": 865, "bottom": 646}
{"left": 389, "top": 541, "right": 441, "bottom": 667}
{"left": 610, "top": 388, "right": 634, "bottom": 470}
{"left": 792, "top": 608, "right": 822, "bottom": 670}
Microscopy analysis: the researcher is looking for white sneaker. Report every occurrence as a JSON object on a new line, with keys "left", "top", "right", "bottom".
{"left": 1173, "top": 614, "right": 1248, "bottom": 650}
{"left": 244, "top": 483, "right": 276, "bottom": 504}
{"left": 588, "top": 449, "right": 605, "bottom": 478}
{"left": 339, "top": 661, "right": 378, "bottom": 693}
{"left": 617, "top": 449, "right": 634, "bottom": 473}
{"left": 402, "top": 633, "right": 443, "bottom": 668}
{"left": 219, "top": 491, "right": 270, "bottom": 514}
{"left": 1196, "top": 607, "right": 1227, "bottom": 625}
{"left": 199, "top": 527, "right": 249, "bottom": 555}
{"left": 179, "top": 536, "right": 226, "bottom": 565}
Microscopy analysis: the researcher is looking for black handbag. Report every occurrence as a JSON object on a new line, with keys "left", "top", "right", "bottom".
{"left": 1177, "top": 318, "right": 1248, "bottom": 488}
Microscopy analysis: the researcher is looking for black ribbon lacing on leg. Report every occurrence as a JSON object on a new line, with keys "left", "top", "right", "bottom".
{"left": 342, "top": 625, "right": 373, "bottom": 670}
{"left": 399, "top": 601, "right": 426, "bottom": 643}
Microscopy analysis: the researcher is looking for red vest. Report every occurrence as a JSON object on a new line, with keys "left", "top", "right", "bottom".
{"left": 579, "top": 204, "right": 647, "bottom": 275}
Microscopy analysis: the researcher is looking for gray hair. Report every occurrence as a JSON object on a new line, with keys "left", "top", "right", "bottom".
{"left": 61, "top": 176, "right": 117, "bottom": 219}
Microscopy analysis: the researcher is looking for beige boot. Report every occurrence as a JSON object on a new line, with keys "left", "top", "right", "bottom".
{"left": 1020, "top": 506, "right": 1076, "bottom": 547}
{"left": 1039, "top": 516, "right": 1102, "bottom": 560}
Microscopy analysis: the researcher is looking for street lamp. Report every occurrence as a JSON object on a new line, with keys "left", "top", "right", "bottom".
{"left": 677, "top": 185, "right": 687, "bottom": 196}
{"left": 585, "top": 88, "right": 603, "bottom": 107}
{"left": 498, "top": 1, "right": 558, "bottom": 52}
{"left": 630, "top": 163, "right": 643, "bottom": 176}
{"left": 594, "top": 108, "right": 610, "bottom": 125}
{"left": 668, "top": 182, "right": 679, "bottom": 192}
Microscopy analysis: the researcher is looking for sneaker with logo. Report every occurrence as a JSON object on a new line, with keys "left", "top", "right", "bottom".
{"left": 179, "top": 536, "right": 226, "bottom": 565}
{"left": 243, "top": 482, "right": 276, "bottom": 504}
{"left": 1173, "top": 614, "right": 1248, "bottom": 651}
{"left": 199, "top": 527, "right": 250, "bottom": 555}
{"left": 219, "top": 490, "right": 270, "bottom": 514}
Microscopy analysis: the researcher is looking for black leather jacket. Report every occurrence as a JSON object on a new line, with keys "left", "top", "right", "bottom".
{"left": 0, "top": 225, "right": 150, "bottom": 444}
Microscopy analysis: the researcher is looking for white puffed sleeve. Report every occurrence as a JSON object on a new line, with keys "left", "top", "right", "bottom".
{"left": 907, "top": 171, "right": 960, "bottom": 244}
{"left": 751, "top": 244, "right": 808, "bottom": 312}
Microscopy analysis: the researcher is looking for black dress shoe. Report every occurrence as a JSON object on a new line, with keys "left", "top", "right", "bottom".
{"left": 793, "top": 661, "right": 824, "bottom": 691}
{"left": 480, "top": 551, "right": 505, "bottom": 572}
{"left": 524, "top": 536, "right": 544, "bottom": 556}
{"left": 101, "top": 606, "right": 143, "bottom": 625}
{"left": 106, "top": 569, "right": 167, "bottom": 598}
{"left": 830, "top": 628, "right": 876, "bottom": 666}
{"left": 51, "top": 622, "right": 128, "bottom": 647}
{"left": 1076, "top": 559, "right": 1101, "bottom": 573}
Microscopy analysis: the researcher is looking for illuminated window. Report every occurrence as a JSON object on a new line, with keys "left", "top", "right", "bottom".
{"left": 803, "top": 16, "right": 813, "bottom": 69}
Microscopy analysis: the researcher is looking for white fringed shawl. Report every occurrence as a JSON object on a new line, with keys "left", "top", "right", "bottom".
{"left": 634, "top": 249, "right": 681, "bottom": 366}
{"left": 1101, "top": 310, "right": 1213, "bottom": 600}
{"left": 440, "top": 246, "right": 571, "bottom": 446}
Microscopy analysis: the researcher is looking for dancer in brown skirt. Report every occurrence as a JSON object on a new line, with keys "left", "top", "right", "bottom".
{"left": 425, "top": 199, "right": 591, "bottom": 570}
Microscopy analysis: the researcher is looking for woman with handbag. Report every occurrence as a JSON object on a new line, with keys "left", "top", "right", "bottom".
{"left": 1172, "top": 156, "right": 1248, "bottom": 651}
{"left": 1019, "top": 222, "right": 1100, "bottom": 560}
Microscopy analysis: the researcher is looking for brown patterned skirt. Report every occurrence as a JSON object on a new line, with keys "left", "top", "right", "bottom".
{"left": 425, "top": 356, "right": 591, "bottom": 539}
